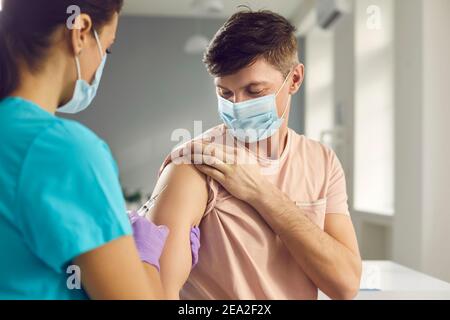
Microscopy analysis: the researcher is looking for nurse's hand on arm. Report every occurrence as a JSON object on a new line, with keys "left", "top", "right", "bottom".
{"left": 192, "top": 142, "right": 362, "bottom": 300}
{"left": 75, "top": 212, "right": 169, "bottom": 299}
{"left": 146, "top": 162, "right": 208, "bottom": 299}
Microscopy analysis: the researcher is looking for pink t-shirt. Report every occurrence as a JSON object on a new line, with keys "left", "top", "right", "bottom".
{"left": 159, "top": 125, "right": 349, "bottom": 300}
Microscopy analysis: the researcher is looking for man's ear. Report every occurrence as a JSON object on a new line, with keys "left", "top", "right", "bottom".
{"left": 289, "top": 63, "right": 305, "bottom": 95}
{"left": 70, "top": 14, "right": 93, "bottom": 56}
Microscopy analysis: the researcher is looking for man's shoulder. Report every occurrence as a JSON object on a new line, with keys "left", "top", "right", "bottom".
{"left": 288, "top": 128, "right": 336, "bottom": 160}
{"left": 288, "top": 128, "right": 322, "bottom": 149}
{"left": 193, "top": 124, "right": 227, "bottom": 142}
{"left": 159, "top": 124, "right": 225, "bottom": 176}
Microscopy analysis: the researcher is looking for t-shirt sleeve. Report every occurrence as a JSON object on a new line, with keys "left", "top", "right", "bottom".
{"left": 16, "top": 121, "right": 132, "bottom": 272}
{"left": 325, "top": 148, "right": 350, "bottom": 216}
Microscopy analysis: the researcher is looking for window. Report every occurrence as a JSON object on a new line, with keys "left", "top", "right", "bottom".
{"left": 354, "top": 0, "right": 394, "bottom": 215}
{"left": 305, "top": 28, "right": 335, "bottom": 143}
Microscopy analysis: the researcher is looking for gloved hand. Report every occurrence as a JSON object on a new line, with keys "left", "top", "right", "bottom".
{"left": 127, "top": 211, "right": 169, "bottom": 272}
{"left": 190, "top": 226, "right": 201, "bottom": 268}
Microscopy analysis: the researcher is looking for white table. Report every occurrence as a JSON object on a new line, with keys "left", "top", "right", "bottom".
{"left": 318, "top": 260, "right": 450, "bottom": 300}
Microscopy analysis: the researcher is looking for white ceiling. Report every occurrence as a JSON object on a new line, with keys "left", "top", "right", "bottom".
{"left": 123, "top": 0, "right": 303, "bottom": 20}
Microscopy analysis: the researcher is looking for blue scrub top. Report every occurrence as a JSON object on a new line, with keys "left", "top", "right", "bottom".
{"left": 0, "top": 97, "right": 132, "bottom": 300}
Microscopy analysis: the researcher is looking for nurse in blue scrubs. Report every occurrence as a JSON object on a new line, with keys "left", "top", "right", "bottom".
{"left": 0, "top": 0, "right": 167, "bottom": 299}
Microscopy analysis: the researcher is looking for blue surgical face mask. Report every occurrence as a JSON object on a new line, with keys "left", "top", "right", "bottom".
{"left": 217, "top": 70, "right": 292, "bottom": 143}
{"left": 57, "top": 30, "right": 107, "bottom": 114}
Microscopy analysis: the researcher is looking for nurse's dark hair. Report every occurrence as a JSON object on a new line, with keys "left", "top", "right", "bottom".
{"left": 204, "top": 8, "right": 299, "bottom": 77}
{"left": 0, "top": 0, "right": 124, "bottom": 100}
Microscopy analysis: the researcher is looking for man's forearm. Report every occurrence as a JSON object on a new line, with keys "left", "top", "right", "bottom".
{"left": 247, "top": 184, "right": 360, "bottom": 299}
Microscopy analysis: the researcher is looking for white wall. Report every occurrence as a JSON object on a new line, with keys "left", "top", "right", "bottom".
{"left": 393, "top": 0, "right": 424, "bottom": 272}
{"left": 393, "top": 0, "right": 450, "bottom": 282}
{"left": 421, "top": 0, "right": 450, "bottom": 282}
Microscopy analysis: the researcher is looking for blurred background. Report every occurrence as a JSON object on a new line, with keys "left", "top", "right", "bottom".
{"left": 64, "top": 0, "right": 450, "bottom": 284}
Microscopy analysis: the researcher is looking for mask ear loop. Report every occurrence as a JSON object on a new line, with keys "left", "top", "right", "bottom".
{"left": 93, "top": 29, "right": 104, "bottom": 58}
{"left": 276, "top": 69, "right": 294, "bottom": 119}
{"left": 73, "top": 30, "right": 103, "bottom": 82}
{"left": 279, "top": 95, "right": 291, "bottom": 120}
{"left": 276, "top": 69, "right": 294, "bottom": 96}
{"left": 74, "top": 56, "right": 82, "bottom": 81}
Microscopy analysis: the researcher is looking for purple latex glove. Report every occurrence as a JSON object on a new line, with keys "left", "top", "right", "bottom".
{"left": 190, "top": 226, "right": 201, "bottom": 268}
{"left": 128, "top": 211, "right": 169, "bottom": 272}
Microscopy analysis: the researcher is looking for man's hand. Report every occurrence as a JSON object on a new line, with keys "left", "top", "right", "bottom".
{"left": 191, "top": 141, "right": 274, "bottom": 203}
{"left": 191, "top": 142, "right": 361, "bottom": 299}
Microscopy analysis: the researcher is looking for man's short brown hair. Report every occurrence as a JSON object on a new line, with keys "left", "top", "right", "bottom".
{"left": 203, "top": 9, "right": 299, "bottom": 77}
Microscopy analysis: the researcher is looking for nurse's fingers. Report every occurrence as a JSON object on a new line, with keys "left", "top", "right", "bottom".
{"left": 194, "top": 164, "right": 226, "bottom": 184}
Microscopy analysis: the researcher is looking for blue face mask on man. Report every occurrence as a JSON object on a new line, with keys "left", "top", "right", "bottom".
{"left": 217, "top": 70, "right": 293, "bottom": 143}
{"left": 57, "top": 30, "right": 107, "bottom": 114}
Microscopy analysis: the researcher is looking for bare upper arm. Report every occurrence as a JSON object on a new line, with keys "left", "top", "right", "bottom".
{"left": 149, "top": 163, "right": 208, "bottom": 227}
{"left": 324, "top": 214, "right": 361, "bottom": 259}
{"left": 74, "top": 236, "right": 164, "bottom": 300}
{"left": 146, "top": 163, "right": 209, "bottom": 298}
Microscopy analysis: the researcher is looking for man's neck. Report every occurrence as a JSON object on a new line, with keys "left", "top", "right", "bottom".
{"left": 244, "top": 124, "right": 289, "bottom": 160}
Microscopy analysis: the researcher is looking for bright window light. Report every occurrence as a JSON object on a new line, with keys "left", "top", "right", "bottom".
{"left": 305, "top": 28, "right": 334, "bottom": 143}
{"left": 354, "top": 0, "right": 395, "bottom": 215}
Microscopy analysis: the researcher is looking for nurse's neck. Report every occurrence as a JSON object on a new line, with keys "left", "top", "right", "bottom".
{"left": 10, "top": 59, "right": 67, "bottom": 115}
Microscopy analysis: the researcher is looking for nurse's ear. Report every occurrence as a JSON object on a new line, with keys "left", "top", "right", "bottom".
{"left": 288, "top": 63, "right": 305, "bottom": 95}
{"left": 69, "top": 14, "right": 94, "bottom": 57}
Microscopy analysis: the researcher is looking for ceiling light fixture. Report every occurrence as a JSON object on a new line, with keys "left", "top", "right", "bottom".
{"left": 184, "top": 0, "right": 224, "bottom": 55}
{"left": 191, "top": 0, "right": 225, "bottom": 15}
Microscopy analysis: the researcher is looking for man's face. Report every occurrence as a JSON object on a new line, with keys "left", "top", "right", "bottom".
{"left": 214, "top": 58, "right": 303, "bottom": 119}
